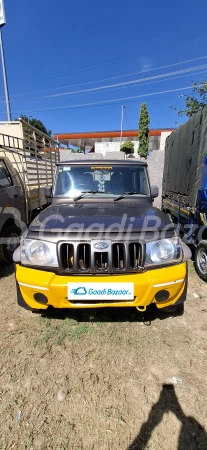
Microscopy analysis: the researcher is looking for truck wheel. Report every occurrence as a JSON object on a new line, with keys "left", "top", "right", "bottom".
{"left": 0, "top": 225, "right": 21, "bottom": 263}
{"left": 195, "top": 242, "right": 207, "bottom": 282}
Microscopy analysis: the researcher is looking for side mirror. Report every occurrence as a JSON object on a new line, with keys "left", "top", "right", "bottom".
{"left": 151, "top": 185, "right": 159, "bottom": 198}
{"left": 44, "top": 185, "right": 52, "bottom": 199}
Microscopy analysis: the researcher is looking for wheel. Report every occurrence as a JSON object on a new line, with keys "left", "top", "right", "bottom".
{"left": 195, "top": 242, "right": 207, "bottom": 282}
{"left": 0, "top": 225, "right": 21, "bottom": 263}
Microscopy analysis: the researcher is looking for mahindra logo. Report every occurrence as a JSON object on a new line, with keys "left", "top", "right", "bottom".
{"left": 93, "top": 242, "right": 109, "bottom": 250}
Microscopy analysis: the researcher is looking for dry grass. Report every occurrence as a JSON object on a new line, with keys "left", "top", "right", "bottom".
{"left": 0, "top": 262, "right": 206, "bottom": 450}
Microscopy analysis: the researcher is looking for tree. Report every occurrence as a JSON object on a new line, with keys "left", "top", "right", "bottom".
{"left": 18, "top": 115, "right": 52, "bottom": 137}
{"left": 138, "top": 103, "right": 150, "bottom": 159}
{"left": 120, "top": 140, "right": 134, "bottom": 155}
{"left": 174, "top": 79, "right": 207, "bottom": 117}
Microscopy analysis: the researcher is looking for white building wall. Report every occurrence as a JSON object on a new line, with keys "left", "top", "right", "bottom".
{"left": 95, "top": 142, "right": 120, "bottom": 154}
{"left": 131, "top": 140, "right": 139, "bottom": 156}
{"left": 160, "top": 131, "right": 172, "bottom": 151}
{"left": 95, "top": 141, "right": 139, "bottom": 155}
{"left": 95, "top": 131, "right": 173, "bottom": 156}
{"left": 0, "top": 121, "right": 24, "bottom": 146}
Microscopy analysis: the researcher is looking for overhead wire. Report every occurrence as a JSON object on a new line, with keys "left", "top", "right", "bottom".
{"left": 1, "top": 67, "right": 206, "bottom": 105}
{"left": 33, "top": 64, "right": 207, "bottom": 100}
{"left": 6, "top": 85, "right": 198, "bottom": 114}
{"left": 5, "top": 54, "right": 207, "bottom": 99}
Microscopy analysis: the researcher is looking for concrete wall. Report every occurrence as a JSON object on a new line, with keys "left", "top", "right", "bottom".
{"left": 59, "top": 151, "right": 125, "bottom": 161}
{"left": 147, "top": 150, "right": 165, "bottom": 208}
{"left": 59, "top": 149, "right": 72, "bottom": 161}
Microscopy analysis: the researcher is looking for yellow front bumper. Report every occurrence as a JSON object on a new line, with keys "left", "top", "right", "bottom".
{"left": 16, "top": 262, "right": 187, "bottom": 310}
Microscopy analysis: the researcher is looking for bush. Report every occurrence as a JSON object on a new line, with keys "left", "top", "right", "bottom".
{"left": 120, "top": 140, "right": 134, "bottom": 155}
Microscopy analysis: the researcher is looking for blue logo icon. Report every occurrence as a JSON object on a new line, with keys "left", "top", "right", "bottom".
{"left": 70, "top": 287, "right": 87, "bottom": 295}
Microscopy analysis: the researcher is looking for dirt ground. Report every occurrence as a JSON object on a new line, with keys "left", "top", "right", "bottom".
{"left": 0, "top": 261, "right": 206, "bottom": 450}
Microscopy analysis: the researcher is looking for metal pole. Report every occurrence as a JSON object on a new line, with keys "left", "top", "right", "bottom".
{"left": 120, "top": 105, "right": 125, "bottom": 148}
{"left": 0, "top": 27, "right": 11, "bottom": 121}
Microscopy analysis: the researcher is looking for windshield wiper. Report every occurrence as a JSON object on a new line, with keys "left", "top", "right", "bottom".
{"left": 114, "top": 191, "right": 145, "bottom": 202}
{"left": 74, "top": 191, "right": 109, "bottom": 201}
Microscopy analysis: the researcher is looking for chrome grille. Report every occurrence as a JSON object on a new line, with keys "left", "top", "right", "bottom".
{"left": 58, "top": 241, "right": 143, "bottom": 274}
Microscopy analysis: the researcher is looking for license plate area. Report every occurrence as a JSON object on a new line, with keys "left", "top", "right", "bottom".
{"left": 68, "top": 282, "right": 134, "bottom": 301}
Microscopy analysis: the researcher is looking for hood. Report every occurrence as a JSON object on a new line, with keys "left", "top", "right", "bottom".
{"left": 29, "top": 202, "right": 174, "bottom": 233}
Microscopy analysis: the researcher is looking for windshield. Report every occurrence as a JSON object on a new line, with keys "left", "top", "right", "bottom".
{"left": 54, "top": 164, "right": 150, "bottom": 198}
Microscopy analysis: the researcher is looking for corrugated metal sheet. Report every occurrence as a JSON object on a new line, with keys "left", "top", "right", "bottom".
{"left": 162, "top": 106, "right": 207, "bottom": 208}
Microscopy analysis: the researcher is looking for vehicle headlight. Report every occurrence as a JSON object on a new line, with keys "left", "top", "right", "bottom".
{"left": 21, "top": 239, "right": 58, "bottom": 267}
{"left": 145, "top": 237, "right": 182, "bottom": 266}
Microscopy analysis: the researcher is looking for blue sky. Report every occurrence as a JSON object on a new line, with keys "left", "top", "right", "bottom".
{"left": 1, "top": 0, "right": 207, "bottom": 135}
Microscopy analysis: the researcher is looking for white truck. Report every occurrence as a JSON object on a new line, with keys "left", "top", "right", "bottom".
{"left": 0, "top": 119, "right": 59, "bottom": 262}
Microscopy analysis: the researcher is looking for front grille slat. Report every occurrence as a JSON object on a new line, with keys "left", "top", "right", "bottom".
{"left": 112, "top": 243, "right": 125, "bottom": 270}
{"left": 95, "top": 252, "right": 108, "bottom": 272}
{"left": 129, "top": 243, "right": 142, "bottom": 270}
{"left": 78, "top": 243, "right": 90, "bottom": 271}
{"left": 66, "top": 244, "right": 69, "bottom": 268}
{"left": 59, "top": 241, "right": 143, "bottom": 273}
{"left": 60, "top": 243, "right": 74, "bottom": 271}
{"left": 134, "top": 244, "right": 136, "bottom": 269}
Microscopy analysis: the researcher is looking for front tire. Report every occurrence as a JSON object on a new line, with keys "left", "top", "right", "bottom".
{"left": 195, "top": 242, "right": 207, "bottom": 282}
{"left": 0, "top": 225, "right": 21, "bottom": 263}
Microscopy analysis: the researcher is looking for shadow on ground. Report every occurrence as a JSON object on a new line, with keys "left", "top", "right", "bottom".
{"left": 40, "top": 304, "right": 183, "bottom": 324}
{"left": 0, "top": 263, "right": 14, "bottom": 279}
{"left": 127, "top": 384, "right": 207, "bottom": 450}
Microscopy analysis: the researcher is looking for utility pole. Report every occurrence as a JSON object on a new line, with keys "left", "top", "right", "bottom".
{"left": 0, "top": 1, "right": 11, "bottom": 121}
{"left": 120, "top": 105, "right": 126, "bottom": 148}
